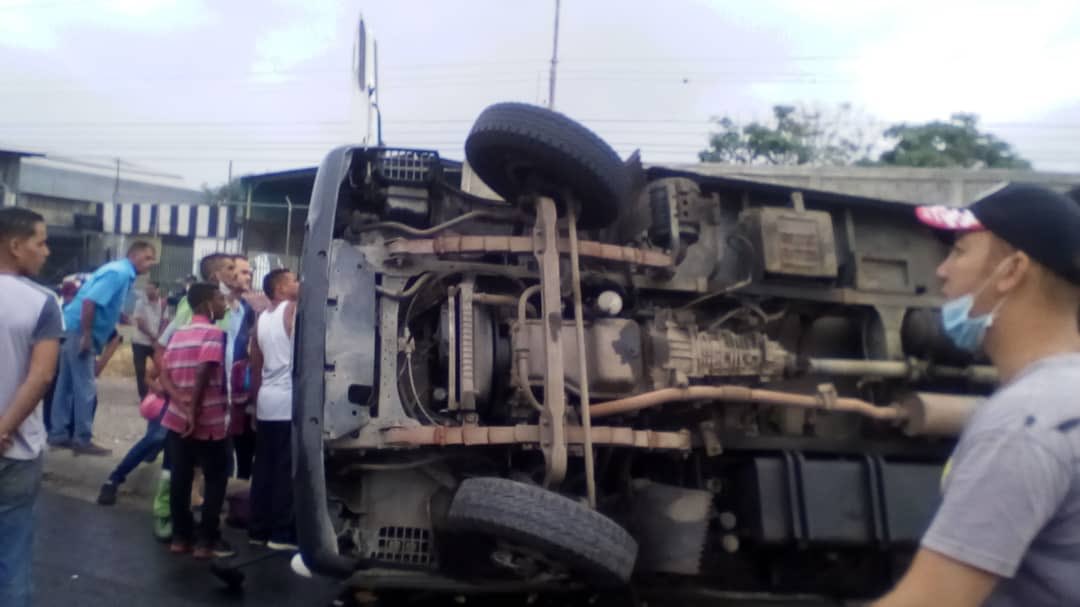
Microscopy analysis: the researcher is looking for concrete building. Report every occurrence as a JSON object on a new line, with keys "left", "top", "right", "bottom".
{"left": 676, "top": 164, "right": 1080, "bottom": 207}
{"left": 3, "top": 149, "right": 238, "bottom": 288}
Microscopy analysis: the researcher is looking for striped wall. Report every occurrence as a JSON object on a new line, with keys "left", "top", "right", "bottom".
{"left": 96, "top": 202, "right": 236, "bottom": 239}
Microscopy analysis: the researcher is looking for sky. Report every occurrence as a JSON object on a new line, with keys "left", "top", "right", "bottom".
{"left": 1, "top": 0, "right": 1078, "bottom": 188}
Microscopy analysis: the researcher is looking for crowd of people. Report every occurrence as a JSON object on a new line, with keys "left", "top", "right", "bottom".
{"left": 0, "top": 207, "right": 300, "bottom": 606}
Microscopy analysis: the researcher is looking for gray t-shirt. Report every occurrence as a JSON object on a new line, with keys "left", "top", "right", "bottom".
{"left": 0, "top": 274, "right": 63, "bottom": 460}
{"left": 923, "top": 353, "right": 1080, "bottom": 606}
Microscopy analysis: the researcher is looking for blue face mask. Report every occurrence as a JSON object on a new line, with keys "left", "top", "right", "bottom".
{"left": 940, "top": 257, "right": 1013, "bottom": 353}
{"left": 941, "top": 294, "right": 997, "bottom": 353}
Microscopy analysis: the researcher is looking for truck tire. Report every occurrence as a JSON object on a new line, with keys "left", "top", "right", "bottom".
{"left": 465, "top": 102, "right": 628, "bottom": 229}
{"left": 445, "top": 477, "right": 638, "bottom": 585}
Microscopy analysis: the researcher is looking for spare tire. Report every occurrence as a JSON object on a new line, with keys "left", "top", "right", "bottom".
{"left": 445, "top": 477, "right": 638, "bottom": 585}
{"left": 465, "top": 102, "right": 628, "bottom": 229}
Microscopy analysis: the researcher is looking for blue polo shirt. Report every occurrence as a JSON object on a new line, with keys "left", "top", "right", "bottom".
{"left": 62, "top": 258, "right": 136, "bottom": 353}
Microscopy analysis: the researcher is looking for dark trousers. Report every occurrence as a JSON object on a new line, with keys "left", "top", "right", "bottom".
{"left": 167, "top": 431, "right": 228, "bottom": 544}
{"left": 131, "top": 344, "right": 154, "bottom": 400}
{"left": 249, "top": 420, "right": 295, "bottom": 543}
{"left": 232, "top": 427, "right": 256, "bottom": 481}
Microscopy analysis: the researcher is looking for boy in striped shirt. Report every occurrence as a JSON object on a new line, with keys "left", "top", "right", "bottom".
{"left": 159, "top": 282, "right": 235, "bottom": 559}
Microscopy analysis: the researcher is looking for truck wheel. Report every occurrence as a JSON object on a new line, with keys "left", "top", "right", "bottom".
{"left": 445, "top": 477, "right": 638, "bottom": 584}
{"left": 465, "top": 102, "right": 629, "bottom": 229}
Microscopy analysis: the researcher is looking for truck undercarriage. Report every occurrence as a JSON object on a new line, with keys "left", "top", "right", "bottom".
{"left": 292, "top": 103, "right": 992, "bottom": 603}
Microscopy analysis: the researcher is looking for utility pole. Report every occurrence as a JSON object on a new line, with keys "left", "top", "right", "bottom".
{"left": 548, "top": 0, "right": 561, "bottom": 110}
{"left": 113, "top": 158, "right": 121, "bottom": 204}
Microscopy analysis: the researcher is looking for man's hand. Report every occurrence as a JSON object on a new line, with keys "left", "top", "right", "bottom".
{"left": 872, "top": 548, "right": 998, "bottom": 607}
{"left": 79, "top": 333, "right": 93, "bottom": 354}
{"left": 0, "top": 430, "right": 13, "bottom": 453}
{"left": 180, "top": 418, "right": 196, "bottom": 438}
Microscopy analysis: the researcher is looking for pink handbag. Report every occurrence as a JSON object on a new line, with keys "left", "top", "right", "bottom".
{"left": 139, "top": 392, "right": 168, "bottom": 422}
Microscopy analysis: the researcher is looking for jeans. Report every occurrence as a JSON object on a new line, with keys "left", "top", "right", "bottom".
{"left": 131, "top": 343, "right": 154, "bottom": 400}
{"left": 167, "top": 432, "right": 228, "bottom": 544}
{"left": 231, "top": 426, "right": 256, "bottom": 481}
{"left": 0, "top": 456, "right": 43, "bottom": 607}
{"left": 249, "top": 420, "right": 295, "bottom": 544}
{"left": 108, "top": 418, "right": 168, "bottom": 485}
{"left": 48, "top": 333, "right": 97, "bottom": 445}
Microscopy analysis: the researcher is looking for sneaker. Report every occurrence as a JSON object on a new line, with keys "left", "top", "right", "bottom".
{"left": 169, "top": 540, "right": 192, "bottom": 554}
{"left": 96, "top": 482, "right": 118, "bottom": 506}
{"left": 154, "top": 517, "right": 173, "bottom": 543}
{"left": 248, "top": 537, "right": 268, "bottom": 547}
{"left": 72, "top": 442, "right": 112, "bottom": 456}
{"left": 193, "top": 539, "right": 236, "bottom": 560}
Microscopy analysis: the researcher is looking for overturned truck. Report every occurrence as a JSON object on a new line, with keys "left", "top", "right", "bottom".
{"left": 293, "top": 103, "right": 992, "bottom": 602}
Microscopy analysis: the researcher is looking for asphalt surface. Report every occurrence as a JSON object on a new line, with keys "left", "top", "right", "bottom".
{"left": 32, "top": 489, "right": 344, "bottom": 606}
{"left": 31, "top": 488, "right": 345, "bottom": 606}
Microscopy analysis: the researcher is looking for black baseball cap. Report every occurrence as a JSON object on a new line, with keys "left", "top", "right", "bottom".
{"left": 916, "top": 182, "right": 1080, "bottom": 286}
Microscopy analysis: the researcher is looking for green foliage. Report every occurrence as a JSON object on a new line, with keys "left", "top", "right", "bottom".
{"left": 878, "top": 113, "right": 1031, "bottom": 169}
{"left": 700, "top": 107, "right": 1032, "bottom": 171}
{"left": 699, "top": 104, "right": 875, "bottom": 166}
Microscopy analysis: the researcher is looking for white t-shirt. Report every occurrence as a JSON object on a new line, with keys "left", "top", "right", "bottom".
{"left": 255, "top": 301, "right": 294, "bottom": 421}
{"left": 131, "top": 295, "right": 165, "bottom": 346}
{"left": 0, "top": 275, "right": 63, "bottom": 460}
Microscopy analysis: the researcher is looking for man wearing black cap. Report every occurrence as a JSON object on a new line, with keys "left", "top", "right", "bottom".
{"left": 873, "top": 183, "right": 1080, "bottom": 606}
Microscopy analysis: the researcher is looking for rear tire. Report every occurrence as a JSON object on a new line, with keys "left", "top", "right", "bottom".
{"left": 445, "top": 477, "right": 638, "bottom": 585}
{"left": 465, "top": 102, "right": 629, "bottom": 229}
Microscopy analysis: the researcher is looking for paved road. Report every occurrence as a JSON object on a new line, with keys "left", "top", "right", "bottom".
{"left": 33, "top": 489, "right": 343, "bottom": 606}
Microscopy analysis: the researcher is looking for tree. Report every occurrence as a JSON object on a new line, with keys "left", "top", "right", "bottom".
{"left": 699, "top": 104, "right": 876, "bottom": 166}
{"left": 200, "top": 179, "right": 245, "bottom": 205}
{"left": 878, "top": 113, "right": 1031, "bottom": 169}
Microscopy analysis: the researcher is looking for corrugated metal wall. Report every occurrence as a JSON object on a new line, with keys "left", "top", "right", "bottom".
{"left": 153, "top": 235, "right": 194, "bottom": 292}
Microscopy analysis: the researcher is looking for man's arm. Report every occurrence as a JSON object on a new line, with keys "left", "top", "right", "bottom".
{"left": 79, "top": 298, "right": 96, "bottom": 353}
{"left": 871, "top": 548, "right": 998, "bottom": 607}
{"left": 136, "top": 318, "right": 155, "bottom": 341}
{"left": 94, "top": 332, "right": 121, "bottom": 377}
{"left": 155, "top": 298, "right": 191, "bottom": 402}
{"left": 153, "top": 343, "right": 186, "bottom": 403}
{"left": 183, "top": 361, "right": 217, "bottom": 437}
{"left": 248, "top": 320, "right": 263, "bottom": 408}
{"left": 284, "top": 301, "right": 297, "bottom": 338}
{"left": 876, "top": 428, "right": 1069, "bottom": 606}
{"left": 0, "top": 339, "right": 60, "bottom": 452}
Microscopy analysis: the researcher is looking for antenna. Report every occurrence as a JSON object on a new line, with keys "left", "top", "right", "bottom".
{"left": 548, "top": 0, "right": 561, "bottom": 110}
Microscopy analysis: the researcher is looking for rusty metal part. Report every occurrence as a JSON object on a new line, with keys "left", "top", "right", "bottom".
{"left": 446, "top": 285, "right": 458, "bottom": 412}
{"left": 589, "top": 384, "right": 908, "bottom": 422}
{"left": 382, "top": 424, "right": 691, "bottom": 451}
{"left": 514, "top": 285, "right": 544, "bottom": 413}
{"left": 473, "top": 292, "right": 535, "bottom": 315}
{"left": 387, "top": 234, "right": 673, "bottom": 268}
{"left": 355, "top": 209, "right": 516, "bottom": 237}
{"left": 535, "top": 197, "right": 568, "bottom": 486}
{"left": 807, "top": 357, "right": 998, "bottom": 384}
{"left": 458, "top": 279, "right": 477, "bottom": 414}
{"left": 567, "top": 205, "right": 597, "bottom": 509}
{"left": 375, "top": 272, "right": 433, "bottom": 299}
{"left": 646, "top": 320, "right": 790, "bottom": 385}
{"left": 898, "top": 392, "right": 979, "bottom": 436}
{"left": 739, "top": 206, "right": 839, "bottom": 278}
{"left": 519, "top": 318, "right": 642, "bottom": 398}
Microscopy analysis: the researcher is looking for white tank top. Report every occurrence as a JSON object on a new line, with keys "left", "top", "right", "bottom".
{"left": 256, "top": 301, "right": 294, "bottom": 421}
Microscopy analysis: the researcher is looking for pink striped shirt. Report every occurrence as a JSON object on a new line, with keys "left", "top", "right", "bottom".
{"left": 160, "top": 315, "right": 229, "bottom": 440}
